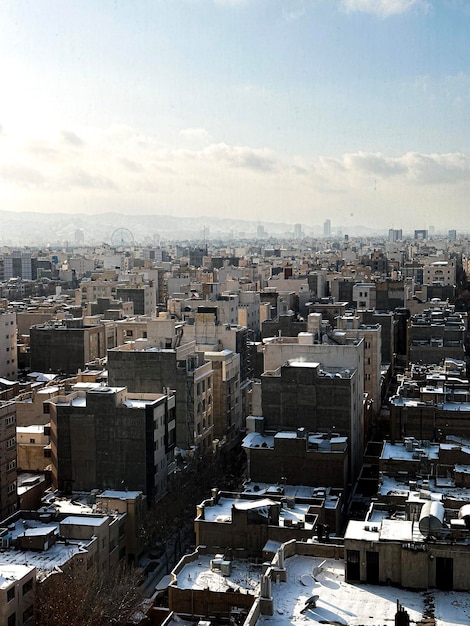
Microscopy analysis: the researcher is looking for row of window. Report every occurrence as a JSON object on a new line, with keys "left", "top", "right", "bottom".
{"left": 8, "top": 608, "right": 34, "bottom": 626}
{"left": 7, "top": 577, "right": 33, "bottom": 602}
{"left": 196, "top": 377, "right": 213, "bottom": 395}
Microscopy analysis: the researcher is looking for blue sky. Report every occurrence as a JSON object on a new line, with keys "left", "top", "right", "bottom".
{"left": 0, "top": 0, "right": 469, "bottom": 232}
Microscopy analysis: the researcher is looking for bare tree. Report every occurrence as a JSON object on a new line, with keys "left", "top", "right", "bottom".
{"left": 35, "top": 559, "right": 144, "bottom": 626}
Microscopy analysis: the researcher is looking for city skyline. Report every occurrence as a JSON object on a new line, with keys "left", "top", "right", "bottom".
{"left": 1, "top": 0, "right": 470, "bottom": 230}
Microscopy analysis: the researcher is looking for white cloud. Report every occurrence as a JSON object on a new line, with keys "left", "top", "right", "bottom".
{"left": 60, "top": 130, "right": 85, "bottom": 147}
{"left": 179, "top": 127, "right": 213, "bottom": 144}
{"left": 200, "top": 143, "right": 281, "bottom": 172}
{"left": 1, "top": 122, "right": 470, "bottom": 229}
{"left": 0, "top": 163, "right": 45, "bottom": 188}
{"left": 282, "top": 0, "right": 308, "bottom": 21}
{"left": 340, "top": 0, "right": 430, "bottom": 18}
{"left": 316, "top": 151, "right": 470, "bottom": 186}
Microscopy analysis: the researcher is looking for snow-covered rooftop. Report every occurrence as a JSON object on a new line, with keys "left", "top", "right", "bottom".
{"left": 201, "top": 496, "right": 316, "bottom": 530}
{"left": 257, "top": 556, "right": 470, "bottom": 626}
{"left": 242, "top": 431, "right": 347, "bottom": 452}
{"left": 0, "top": 564, "right": 35, "bottom": 589}
{"left": 172, "top": 553, "right": 260, "bottom": 594}
{"left": 381, "top": 441, "right": 439, "bottom": 461}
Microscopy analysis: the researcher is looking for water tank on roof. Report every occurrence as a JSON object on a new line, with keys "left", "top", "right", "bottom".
{"left": 418, "top": 500, "right": 445, "bottom": 537}
{"left": 458, "top": 504, "right": 470, "bottom": 529}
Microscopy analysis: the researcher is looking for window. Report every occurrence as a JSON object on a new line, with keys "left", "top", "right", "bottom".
{"left": 6, "top": 437, "right": 15, "bottom": 449}
{"left": 7, "top": 482, "right": 16, "bottom": 494}
{"left": 44, "top": 448, "right": 52, "bottom": 458}
{"left": 7, "top": 460, "right": 16, "bottom": 470}
{"left": 30, "top": 438, "right": 36, "bottom": 444}
{"left": 7, "top": 587, "right": 15, "bottom": 602}
{"left": 8, "top": 613, "right": 15, "bottom": 626}
{"left": 23, "top": 578, "right": 33, "bottom": 595}
{"left": 43, "top": 403, "right": 50, "bottom": 414}
{"left": 23, "top": 606, "right": 34, "bottom": 623}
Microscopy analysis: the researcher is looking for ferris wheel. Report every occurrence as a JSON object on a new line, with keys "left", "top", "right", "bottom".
{"left": 110, "top": 227, "right": 135, "bottom": 247}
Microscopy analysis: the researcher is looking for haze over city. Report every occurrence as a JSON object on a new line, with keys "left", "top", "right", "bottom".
{"left": 1, "top": 0, "right": 470, "bottom": 232}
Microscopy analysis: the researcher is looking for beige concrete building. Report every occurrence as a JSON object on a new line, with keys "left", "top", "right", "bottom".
{"left": 16, "top": 385, "right": 63, "bottom": 427}
{"left": 0, "top": 308, "right": 17, "bottom": 380}
{"left": 352, "top": 283, "right": 376, "bottom": 311}
{"left": 204, "top": 349, "right": 242, "bottom": 450}
{"left": 335, "top": 314, "right": 382, "bottom": 412}
{"left": 423, "top": 259, "right": 456, "bottom": 286}
{"left": 344, "top": 512, "right": 470, "bottom": 590}
{"left": 17, "top": 424, "right": 51, "bottom": 473}
{"left": 0, "top": 564, "right": 35, "bottom": 626}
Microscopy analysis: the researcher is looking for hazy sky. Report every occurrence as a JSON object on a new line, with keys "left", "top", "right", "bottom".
{"left": 1, "top": 0, "right": 469, "bottom": 231}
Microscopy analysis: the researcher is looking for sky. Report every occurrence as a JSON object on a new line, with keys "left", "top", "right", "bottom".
{"left": 0, "top": 0, "right": 470, "bottom": 232}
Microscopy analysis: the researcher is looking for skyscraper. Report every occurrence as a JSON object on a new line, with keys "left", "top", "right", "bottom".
{"left": 323, "top": 218, "right": 331, "bottom": 237}
{"left": 388, "top": 228, "right": 402, "bottom": 242}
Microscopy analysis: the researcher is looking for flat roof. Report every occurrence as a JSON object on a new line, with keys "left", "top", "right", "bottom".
{"left": 61, "top": 515, "right": 108, "bottom": 527}
{"left": 0, "top": 564, "right": 35, "bottom": 589}
{"left": 381, "top": 441, "right": 440, "bottom": 461}
{"left": 99, "top": 489, "right": 142, "bottom": 500}
{"left": 173, "top": 553, "right": 260, "bottom": 594}
{"left": 201, "top": 496, "right": 315, "bottom": 530}
{"left": 257, "top": 556, "right": 466, "bottom": 626}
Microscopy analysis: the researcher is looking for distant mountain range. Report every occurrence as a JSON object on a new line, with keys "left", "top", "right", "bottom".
{"left": 0, "top": 210, "right": 381, "bottom": 247}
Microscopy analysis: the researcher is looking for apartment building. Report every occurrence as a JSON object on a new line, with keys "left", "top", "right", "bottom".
{"left": 48, "top": 386, "right": 175, "bottom": 499}
{"left": 0, "top": 401, "right": 18, "bottom": 519}
{"left": 0, "top": 564, "right": 35, "bottom": 626}
{"left": 242, "top": 428, "right": 348, "bottom": 490}
{"left": 29, "top": 317, "right": 117, "bottom": 374}
{"left": 0, "top": 308, "right": 17, "bottom": 380}
{"left": 407, "top": 306, "right": 466, "bottom": 365}
{"left": 108, "top": 341, "right": 213, "bottom": 454}
{"left": 204, "top": 349, "right": 242, "bottom": 450}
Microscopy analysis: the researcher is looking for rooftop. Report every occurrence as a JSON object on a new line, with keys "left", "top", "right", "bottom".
{"left": 172, "top": 552, "right": 260, "bottom": 594}
{"left": 242, "top": 430, "right": 347, "bottom": 452}
{"left": 200, "top": 496, "right": 316, "bottom": 530}
{"left": 257, "top": 555, "right": 468, "bottom": 626}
